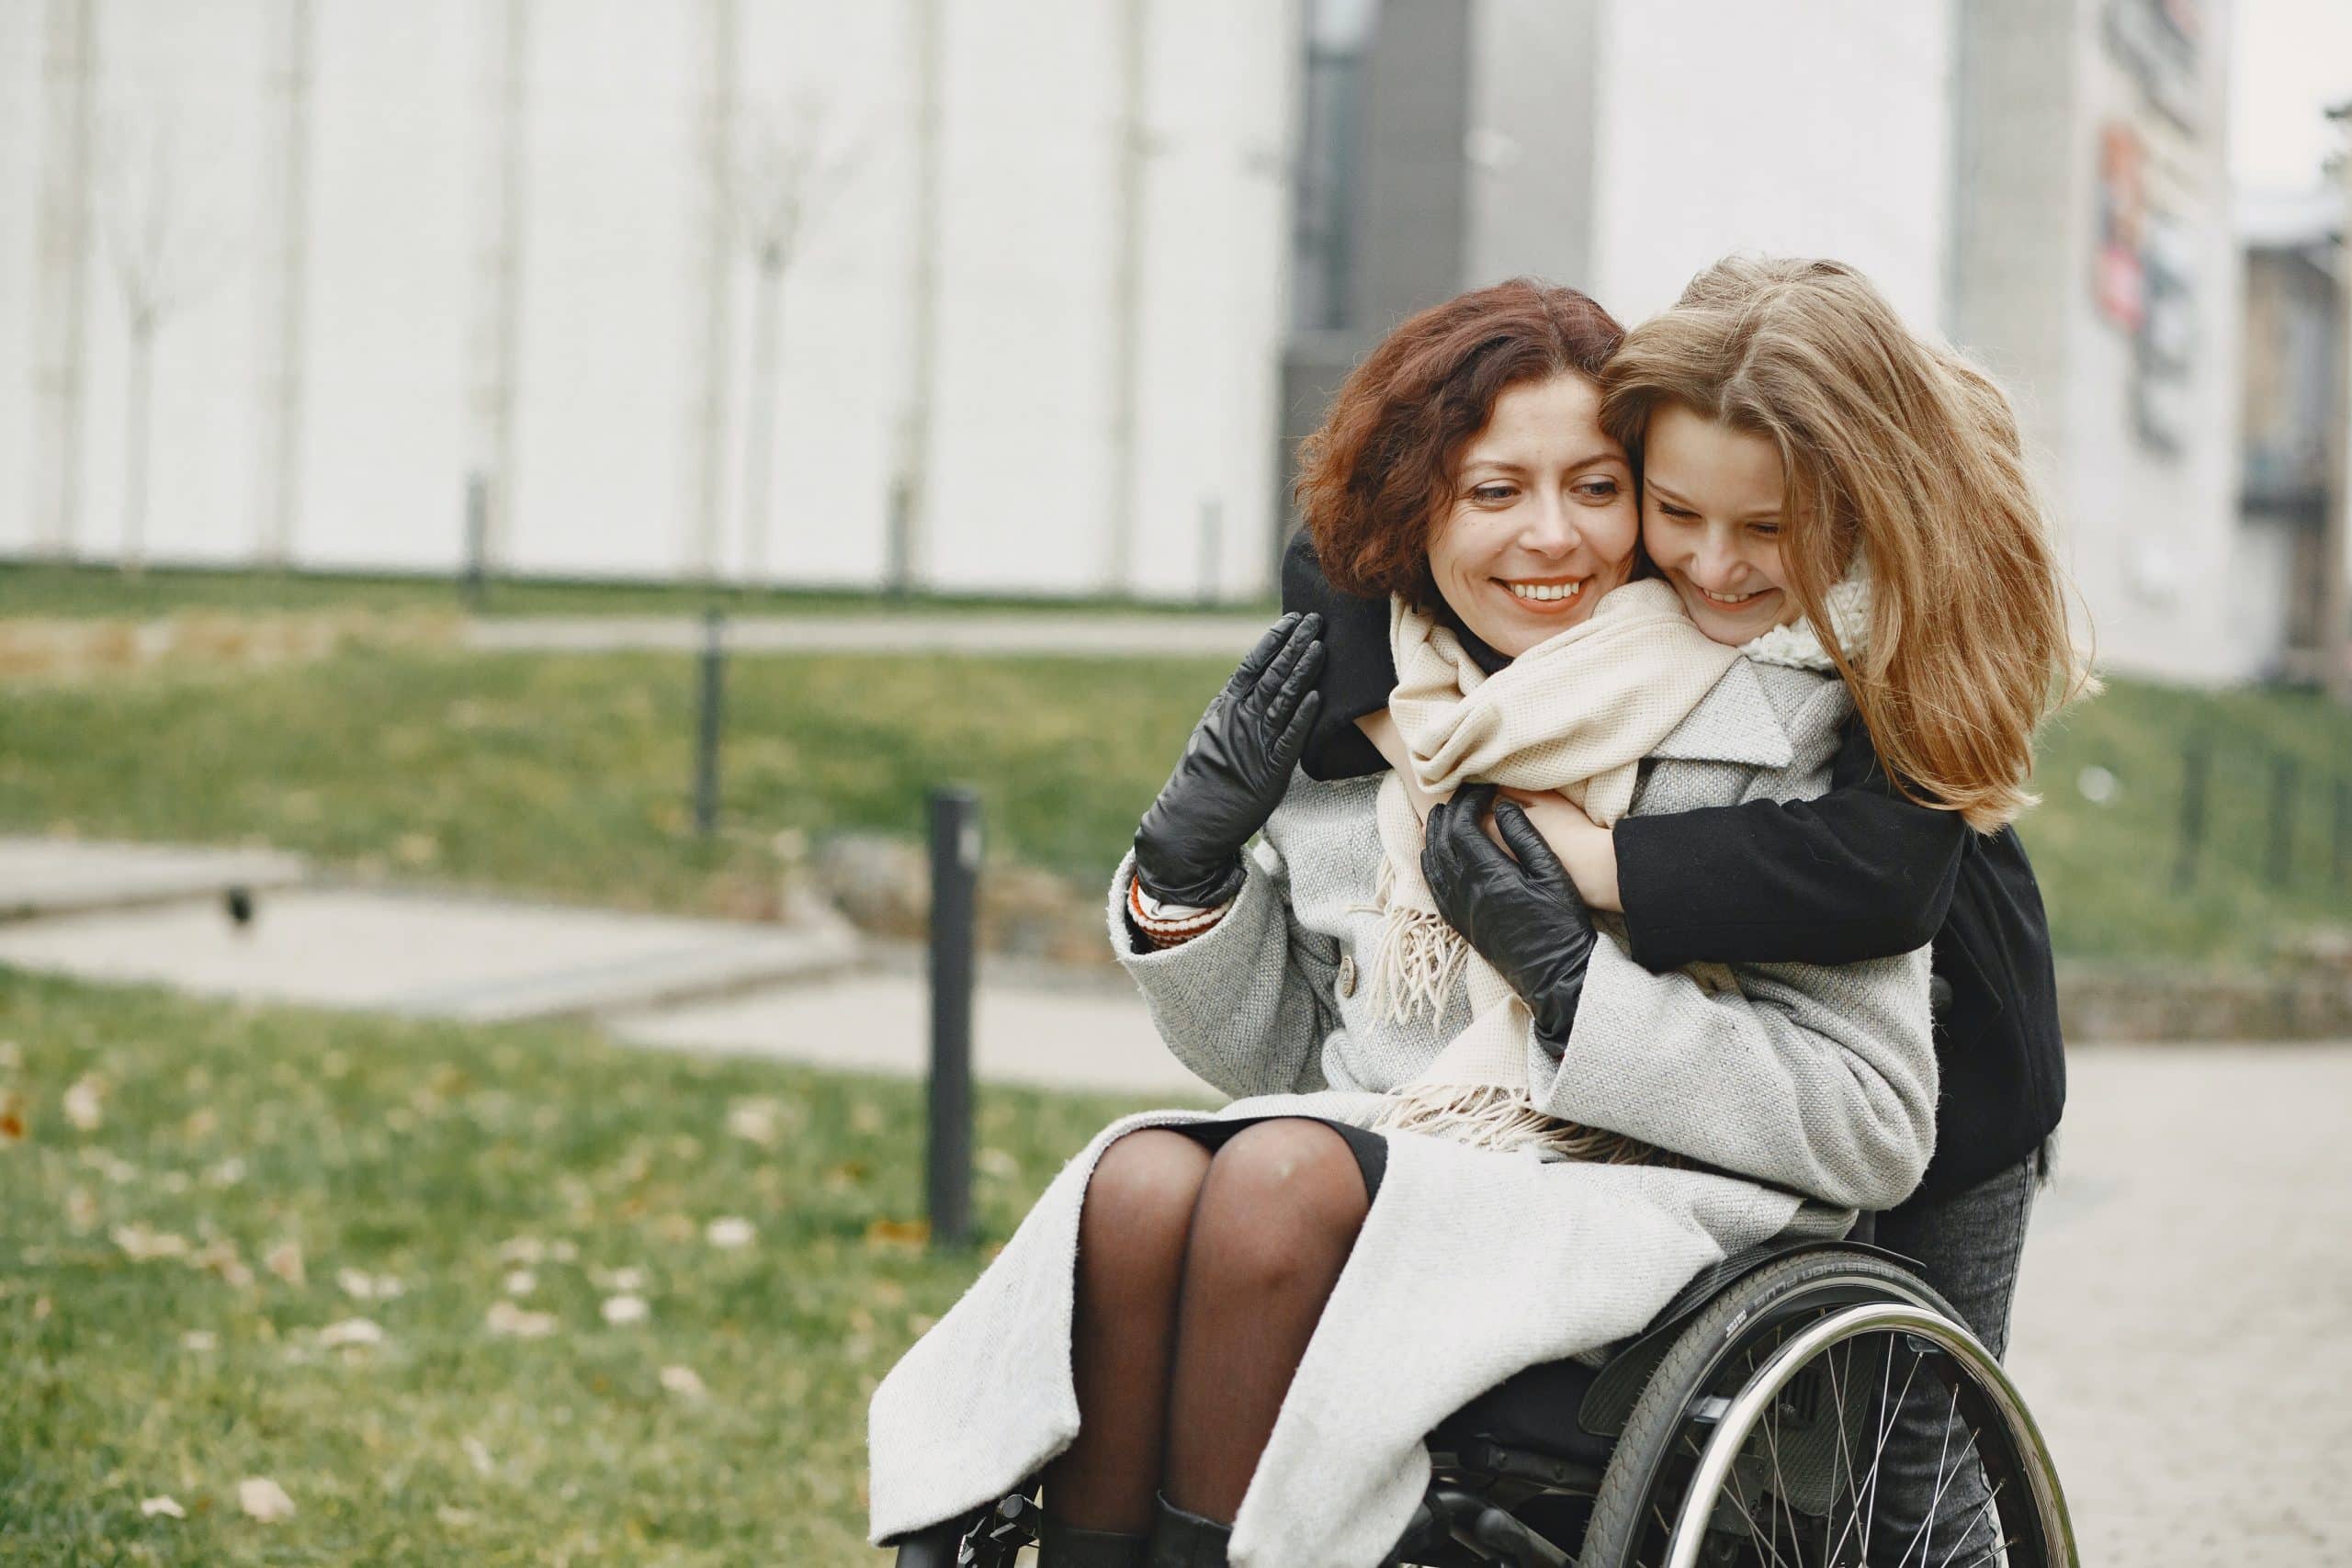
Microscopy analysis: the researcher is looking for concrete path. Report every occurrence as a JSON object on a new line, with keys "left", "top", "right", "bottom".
{"left": 465, "top": 611, "right": 1273, "bottom": 659}
{"left": 0, "top": 836, "right": 307, "bottom": 921}
{"left": 0, "top": 884, "right": 856, "bottom": 1023}
{"left": 610, "top": 966, "right": 1207, "bottom": 1098}
{"left": 2007, "top": 1042, "right": 2352, "bottom": 1565}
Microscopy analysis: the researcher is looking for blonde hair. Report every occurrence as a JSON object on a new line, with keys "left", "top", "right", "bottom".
{"left": 1600, "top": 256, "right": 2093, "bottom": 831}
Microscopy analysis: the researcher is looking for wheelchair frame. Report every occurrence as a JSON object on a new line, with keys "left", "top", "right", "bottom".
{"left": 897, "top": 1237, "right": 2075, "bottom": 1568}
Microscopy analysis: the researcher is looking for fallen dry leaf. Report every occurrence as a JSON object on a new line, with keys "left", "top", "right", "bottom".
{"left": 864, "top": 1216, "right": 930, "bottom": 1250}
{"left": 502, "top": 1268, "right": 537, "bottom": 1297}
{"left": 317, "top": 1317, "right": 385, "bottom": 1348}
{"left": 725, "top": 1097, "right": 786, "bottom": 1148}
{"left": 181, "top": 1329, "right": 218, "bottom": 1352}
{"left": 238, "top": 1476, "right": 296, "bottom": 1522}
{"left": 497, "top": 1235, "right": 546, "bottom": 1266}
{"left": 658, "top": 1364, "right": 708, "bottom": 1400}
{"left": 484, "top": 1300, "right": 557, "bottom": 1339}
{"left": 264, "top": 1240, "right": 305, "bottom": 1286}
{"left": 591, "top": 1265, "right": 646, "bottom": 1292}
{"left": 188, "top": 1237, "right": 255, "bottom": 1289}
{"left": 62, "top": 1075, "right": 104, "bottom": 1132}
{"left": 600, "top": 1293, "right": 650, "bottom": 1326}
{"left": 139, "top": 1495, "right": 187, "bottom": 1520}
{"left": 337, "top": 1268, "right": 404, "bottom": 1301}
{"left": 705, "top": 1216, "right": 756, "bottom": 1250}
{"left": 0, "top": 1089, "right": 24, "bottom": 1145}
{"left": 461, "top": 1435, "right": 494, "bottom": 1476}
{"left": 64, "top": 1188, "right": 97, "bottom": 1231}
{"left": 112, "top": 1224, "right": 190, "bottom": 1262}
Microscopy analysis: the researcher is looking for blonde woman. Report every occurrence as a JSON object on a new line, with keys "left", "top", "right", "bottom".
{"left": 873, "top": 279, "right": 1938, "bottom": 1568}
{"left": 1291, "top": 254, "right": 2085, "bottom": 1561}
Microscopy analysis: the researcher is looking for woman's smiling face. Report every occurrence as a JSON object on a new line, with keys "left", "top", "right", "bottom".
{"left": 1425, "top": 372, "right": 1640, "bottom": 657}
{"left": 1640, "top": 401, "right": 1803, "bottom": 647}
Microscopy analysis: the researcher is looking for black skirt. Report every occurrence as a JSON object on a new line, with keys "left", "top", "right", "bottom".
{"left": 1164, "top": 1114, "right": 1387, "bottom": 1203}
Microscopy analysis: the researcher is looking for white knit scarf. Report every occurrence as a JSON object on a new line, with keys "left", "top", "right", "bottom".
{"left": 1363, "top": 579, "right": 1737, "bottom": 1158}
{"left": 1365, "top": 568, "right": 1875, "bottom": 1159}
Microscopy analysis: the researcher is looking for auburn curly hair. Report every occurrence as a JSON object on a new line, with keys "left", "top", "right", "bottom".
{"left": 1294, "top": 278, "right": 1626, "bottom": 608}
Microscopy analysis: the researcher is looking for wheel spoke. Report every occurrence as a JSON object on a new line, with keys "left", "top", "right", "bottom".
{"left": 1724, "top": 1469, "right": 1797, "bottom": 1568}
{"left": 1847, "top": 1341, "right": 1922, "bottom": 1566}
{"left": 1932, "top": 1479, "right": 2006, "bottom": 1568}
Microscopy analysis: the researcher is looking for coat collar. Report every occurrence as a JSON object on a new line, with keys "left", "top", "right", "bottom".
{"left": 1645, "top": 658, "right": 1795, "bottom": 769}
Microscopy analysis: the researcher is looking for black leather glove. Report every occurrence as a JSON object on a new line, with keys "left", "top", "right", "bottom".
{"left": 1421, "top": 783, "right": 1598, "bottom": 1057}
{"left": 1132, "top": 612, "right": 1326, "bottom": 907}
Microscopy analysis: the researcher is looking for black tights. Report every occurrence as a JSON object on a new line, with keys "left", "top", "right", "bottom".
{"left": 1039, "top": 1120, "right": 1374, "bottom": 1531}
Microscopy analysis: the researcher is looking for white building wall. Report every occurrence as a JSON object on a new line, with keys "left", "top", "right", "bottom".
{"left": 1588, "top": 0, "right": 1956, "bottom": 332}
{"left": 0, "top": 3, "right": 47, "bottom": 558}
{"left": 2050, "top": 0, "right": 2245, "bottom": 683}
{"left": 0, "top": 0, "right": 1296, "bottom": 600}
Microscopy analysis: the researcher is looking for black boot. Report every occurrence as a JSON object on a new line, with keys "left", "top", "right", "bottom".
{"left": 1145, "top": 1494, "right": 1232, "bottom": 1568}
{"left": 1036, "top": 1515, "right": 1150, "bottom": 1567}
{"left": 889, "top": 1517, "right": 965, "bottom": 1568}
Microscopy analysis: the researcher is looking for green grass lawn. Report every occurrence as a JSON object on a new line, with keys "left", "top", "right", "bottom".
{"left": 0, "top": 645, "right": 1222, "bottom": 919}
{"left": 1, "top": 632, "right": 2346, "bottom": 965}
{"left": 0, "top": 969, "right": 1169, "bottom": 1564}
{"left": 0, "top": 561, "right": 1274, "bottom": 623}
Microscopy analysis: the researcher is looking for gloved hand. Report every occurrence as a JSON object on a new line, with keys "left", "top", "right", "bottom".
{"left": 1132, "top": 612, "right": 1326, "bottom": 907}
{"left": 1422, "top": 782, "right": 1599, "bottom": 1057}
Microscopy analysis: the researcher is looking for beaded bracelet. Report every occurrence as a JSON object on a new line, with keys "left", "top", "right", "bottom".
{"left": 1127, "top": 877, "right": 1230, "bottom": 948}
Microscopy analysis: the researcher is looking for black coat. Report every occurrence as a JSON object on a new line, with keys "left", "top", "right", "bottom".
{"left": 1280, "top": 531, "right": 2065, "bottom": 1203}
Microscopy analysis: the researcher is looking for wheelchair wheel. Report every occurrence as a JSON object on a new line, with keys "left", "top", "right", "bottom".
{"left": 1579, "top": 1250, "right": 2072, "bottom": 1568}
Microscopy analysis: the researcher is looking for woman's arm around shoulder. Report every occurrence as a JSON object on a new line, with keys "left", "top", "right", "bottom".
{"left": 1612, "top": 713, "right": 1970, "bottom": 972}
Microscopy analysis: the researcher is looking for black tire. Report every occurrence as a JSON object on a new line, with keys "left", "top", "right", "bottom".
{"left": 1578, "top": 1249, "right": 2068, "bottom": 1568}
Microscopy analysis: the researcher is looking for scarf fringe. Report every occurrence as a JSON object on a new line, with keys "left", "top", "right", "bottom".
{"left": 1368, "top": 858, "right": 1474, "bottom": 1026}
{"left": 1367, "top": 1082, "right": 1672, "bottom": 1167}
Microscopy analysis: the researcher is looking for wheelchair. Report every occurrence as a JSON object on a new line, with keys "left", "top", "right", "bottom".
{"left": 895, "top": 1226, "right": 2074, "bottom": 1568}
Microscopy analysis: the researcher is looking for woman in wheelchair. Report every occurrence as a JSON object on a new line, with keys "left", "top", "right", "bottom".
{"left": 869, "top": 267, "right": 2079, "bottom": 1568}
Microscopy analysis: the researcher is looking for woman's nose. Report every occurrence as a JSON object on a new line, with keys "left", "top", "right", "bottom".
{"left": 1518, "top": 494, "right": 1581, "bottom": 556}
{"left": 1689, "top": 530, "right": 1747, "bottom": 588}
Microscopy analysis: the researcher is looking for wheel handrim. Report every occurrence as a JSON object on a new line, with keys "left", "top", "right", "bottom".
{"left": 1659, "top": 1303, "right": 2074, "bottom": 1568}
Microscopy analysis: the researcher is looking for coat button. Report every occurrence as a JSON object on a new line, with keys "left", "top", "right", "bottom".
{"left": 1337, "top": 955, "right": 1357, "bottom": 998}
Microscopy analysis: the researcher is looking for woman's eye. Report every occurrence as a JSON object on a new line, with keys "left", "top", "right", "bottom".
{"left": 1656, "top": 502, "right": 1693, "bottom": 520}
{"left": 1748, "top": 523, "right": 1781, "bottom": 538}
{"left": 1574, "top": 479, "right": 1619, "bottom": 501}
{"left": 1470, "top": 484, "right": 1515, "bottom": 503}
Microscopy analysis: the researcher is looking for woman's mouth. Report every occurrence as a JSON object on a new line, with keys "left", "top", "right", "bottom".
{"left": 1692, "top": 582, "right": 1774, "bottom": 607}
{"left": 1499, "top": 577, "right": 1587, "bottom": 611}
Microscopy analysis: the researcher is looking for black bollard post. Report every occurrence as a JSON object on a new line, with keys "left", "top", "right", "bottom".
{"left": 463, "top": 472, "right": 489, "bottom": 612}
{"left": 693, "top": 608, "right": 726, "bottom": 837}
{"left": 927, "top": 787, "right": 980, "bottom": 1250}
{"left": 2173, "top": 734, "right": 2209, "bottom": 891}
{"left": 2336, "top": 780, "right": 2350, "bottom": 890}
{"left": 2267, "top": 752, "right": 2299, "bottom": 887}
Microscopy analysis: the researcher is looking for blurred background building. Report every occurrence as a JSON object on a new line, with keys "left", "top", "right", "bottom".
{"left": 3, "top": 0, "right": 2347, "bottom": 688}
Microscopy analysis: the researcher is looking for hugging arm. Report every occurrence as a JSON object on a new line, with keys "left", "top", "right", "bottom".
{"left": 1425, "top": 785, "right": 1936, "bottom": 1208}
{"left": 1612, "top": 715, "right": 1970, "bottom": 971}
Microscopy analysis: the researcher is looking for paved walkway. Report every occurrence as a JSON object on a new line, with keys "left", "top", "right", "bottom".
{"left": 611, "top": 966, "right": 1206, "bottom": 1097}
{"left": 465, "top": 610, "right": 1273, "bottom": 659}
{"left": 2007, "top": 1042, "right": 2352, "bottom": 1565}
{"left": 0, "top": 836, "right": 307, "bottom": 920}
{"left": 0, "top": 838, "right": 862, "bottom": 1024}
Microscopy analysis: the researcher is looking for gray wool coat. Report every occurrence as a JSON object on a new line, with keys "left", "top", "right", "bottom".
{"left": 867, "top": 656, "right": 1937, "bottom": 1568}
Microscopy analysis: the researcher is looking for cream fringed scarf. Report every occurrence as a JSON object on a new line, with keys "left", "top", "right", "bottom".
{"left": 1364, "top": 579, "right": 1739, "bottom": 1161}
